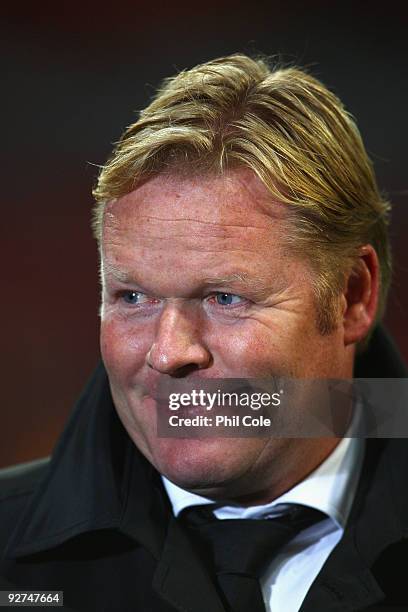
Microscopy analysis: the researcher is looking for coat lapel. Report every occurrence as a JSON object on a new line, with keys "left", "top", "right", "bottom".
{"left": 299, "top": 532, "right": 385, "bottom": 611}
{"left": 301, "top": 438, "right": 408, "bottom": 611}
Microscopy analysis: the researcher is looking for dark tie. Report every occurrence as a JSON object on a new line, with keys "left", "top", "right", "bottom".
{"left": 179, "top": 504, "right": 326, "bottom": 612}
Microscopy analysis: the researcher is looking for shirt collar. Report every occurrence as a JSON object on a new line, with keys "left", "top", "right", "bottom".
{"left": 162, "top": 435, "right": 364, "bottom": 529}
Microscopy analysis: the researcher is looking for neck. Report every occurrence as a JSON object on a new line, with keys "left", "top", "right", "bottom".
{"left": 191, "top": 437, "right": 341, "bottom": 507}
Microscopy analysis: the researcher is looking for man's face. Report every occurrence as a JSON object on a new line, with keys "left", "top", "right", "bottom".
{"left": 100, "top": 168, "right": 351, "bottom": 502}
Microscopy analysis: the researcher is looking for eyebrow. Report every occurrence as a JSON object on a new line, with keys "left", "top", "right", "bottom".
{"left": 202, "top": 273, "right": 276, "bottom": 300}
{"left": 102, "top": 264, "right": 135, "bottom": 284}
{"left": 102, "top": 266, "right": 280, "bottom": 301}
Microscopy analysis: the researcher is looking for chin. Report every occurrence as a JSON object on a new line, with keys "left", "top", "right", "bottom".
{"left": 148, "top": 437, "right": 253, "bottom": 492}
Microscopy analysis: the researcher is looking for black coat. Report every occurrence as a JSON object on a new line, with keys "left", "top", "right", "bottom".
{"left": 1, "top": 327, "right": 407, "bottom": 612}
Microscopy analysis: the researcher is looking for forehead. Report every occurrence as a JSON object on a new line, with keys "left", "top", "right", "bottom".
{"left": 99, "top": 168, "right": 301, "bottom": 296}
{"left": 102, "top": 168, "right": 287, "bottom": 241}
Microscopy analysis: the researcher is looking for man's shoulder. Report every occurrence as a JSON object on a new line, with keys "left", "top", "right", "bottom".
{"left": 0, "top": 457, "right": 50, "bottom": 552}
{"left": 0, "top": 457, "right": 50, "bottom": 492}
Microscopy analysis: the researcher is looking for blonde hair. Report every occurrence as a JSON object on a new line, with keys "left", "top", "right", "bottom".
{"left": 93, "top": 53, "right": 391, "bottom": 336}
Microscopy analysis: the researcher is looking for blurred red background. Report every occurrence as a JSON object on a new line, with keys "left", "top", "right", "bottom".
{"left": 1, "top": 0, "right": 407, "bottom": 467}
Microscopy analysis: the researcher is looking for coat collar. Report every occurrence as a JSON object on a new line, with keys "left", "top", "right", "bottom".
{"left": 3, "top": 362, "right": 169, "bottom": 560}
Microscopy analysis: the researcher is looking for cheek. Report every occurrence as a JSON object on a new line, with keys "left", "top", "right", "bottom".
{"left": 100, "top": 317, "right": 152, "bottom": 380}
{"left": 209, "top": 323, "right": 286, "bottom": 376}
{"left": 208, "top": 316, "right": 318, "bottom": 378}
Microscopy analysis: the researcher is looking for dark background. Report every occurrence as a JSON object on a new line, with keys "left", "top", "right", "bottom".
{"left": 1, "top": 1, "right": 407, "bottom": 468}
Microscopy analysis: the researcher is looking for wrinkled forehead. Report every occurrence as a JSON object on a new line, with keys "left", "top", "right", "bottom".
{"left": 99, "top": 170, "right": 312, "bottom": 297}
{"left": 102, "top": 169, "right": 288, "bottom": 240}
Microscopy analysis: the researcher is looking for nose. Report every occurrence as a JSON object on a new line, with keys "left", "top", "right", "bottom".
{"left": 146, "top": 303, "right": 212, "bottom": 375}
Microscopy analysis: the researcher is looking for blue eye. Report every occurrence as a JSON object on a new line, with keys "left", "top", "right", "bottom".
{"left": 215, "top": 293, "right": 243, "bottom": 306}
{"left": 122, "top": 291, "right": 144, "bottom": 304}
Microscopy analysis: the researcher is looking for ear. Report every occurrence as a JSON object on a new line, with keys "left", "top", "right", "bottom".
{"left": 342, "top": 245, "right": 380, "bottom": 346}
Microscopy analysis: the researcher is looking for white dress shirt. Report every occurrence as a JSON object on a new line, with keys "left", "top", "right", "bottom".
{"left": 162, "top": 435, "right": 365, "bottom": 612}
